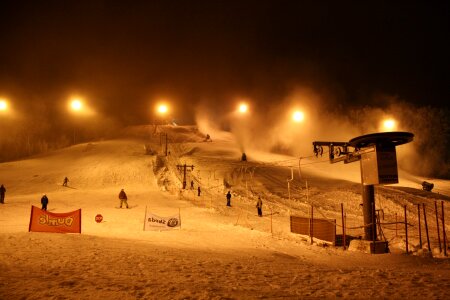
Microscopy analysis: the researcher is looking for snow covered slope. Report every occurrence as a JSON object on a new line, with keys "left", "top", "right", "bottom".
{"left": 0, "top": 125, "right": 449, "bottom": 299}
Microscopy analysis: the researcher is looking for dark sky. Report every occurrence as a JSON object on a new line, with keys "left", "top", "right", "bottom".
{"left": 0, "top": 0, "right": 448, "bottom": 124}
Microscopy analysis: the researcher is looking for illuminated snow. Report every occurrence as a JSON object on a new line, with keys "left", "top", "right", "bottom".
{"left": 0, "top": 126, "right": 449, "bottom": 299}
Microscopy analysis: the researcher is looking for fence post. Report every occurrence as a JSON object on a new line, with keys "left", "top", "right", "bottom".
{"left": 270, "top": 206, "right": 273, "bottom": 236}
{"left": 341, "top": 203, "right": 346, "bottom": 250}
{"left": 423, "top": 204, "right": 431, "bottom": 253}
{"left": 395, "top": 213, "right": 398, "bottom": 237}
{"left": 310, "top": 205, "right": 314, "bottom": 245}
{"left": 404, "top": 205, "right": 409, "bottom": 254}
{"left": 418, "top": 204, "right": 422, "bottom": 249}
{"left": 442, "top": 201, "right": 447, "bottom": 256}
{"left": 435, "top": 201, "right": 442, "bottom": 253}
{"left": 344, "top": 213, "right": 347, "bottom": 246}
{"left": 372, "top": 200, "right": 376, "bottom": 254}
{"left": 179, "top": 207, "right": 181, "bottom": 230}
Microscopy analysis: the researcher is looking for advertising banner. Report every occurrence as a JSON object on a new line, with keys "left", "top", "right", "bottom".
{"left": 144, "top": 211, "right": 180, "bottom": 231}
{"left": 28, "top": 206, "right": 82, "bottom": 233}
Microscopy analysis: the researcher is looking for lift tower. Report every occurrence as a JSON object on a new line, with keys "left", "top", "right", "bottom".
{"left": 313, "top": 132, "right": 414, "bottom": 253}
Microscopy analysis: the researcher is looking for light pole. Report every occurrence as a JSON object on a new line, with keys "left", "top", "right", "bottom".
{"left": 69, "top": 98, "right": 84, "bottom": 144}
{"left": 154, "top": 102, "right": 171, "bottom": 154}
{"left": 154, "top": 102, "right": 170, "bottom": 133}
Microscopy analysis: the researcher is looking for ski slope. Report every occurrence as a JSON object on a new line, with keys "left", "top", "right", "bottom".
{"left": 0, "top": 125, "right": 449, "bottom": 299}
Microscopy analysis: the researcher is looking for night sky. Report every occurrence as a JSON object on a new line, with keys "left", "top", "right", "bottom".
{"left": 0, "top": 1, "right": 448, "bottom": 124}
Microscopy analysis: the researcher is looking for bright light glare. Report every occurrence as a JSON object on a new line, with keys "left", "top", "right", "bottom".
{"left": 292, "top": 111, "right": 304, "bottom": 122}
{"left": 0, "top": 99, "right": 8, "bottom": 111}
{"left": 238, "top": 103, "right": 248, "bottom": 114}
{"left": 157, "top": 104, "right": 168, "bottom": 115}
{"left": 70, "top": 99, "right": 83, "bottom": 111}
{"left": 383, "top": 119, "right": 396, "bottom": 131}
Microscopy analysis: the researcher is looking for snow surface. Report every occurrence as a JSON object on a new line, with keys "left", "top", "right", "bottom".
{"left": 0, "top": 125, "right": 449, "bottom": 299}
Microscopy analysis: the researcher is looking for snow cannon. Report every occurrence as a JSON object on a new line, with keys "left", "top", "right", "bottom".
{"left": 241, "top": 152, "right": 247, "bottom": 161}
{"left": 422, "top": 181, "right": 434, "bottom": 192}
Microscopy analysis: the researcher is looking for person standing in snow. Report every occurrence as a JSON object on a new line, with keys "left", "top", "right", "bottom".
{"left": 256, "top": 197, "right": 263, "bottom": 217}
{"left": 41, "top": 194, "right": 49, "bottom": 211}
{"left": 226, "top": 191, "right": 231, "bottom": 207}
{"left": 197, "top": 186, "right": 201, "bottom": 197}
{"left": 190, "top": 180, "right": 194, "bottom": 190}
{"left": 62, "top": 177, "right": 69, "bottom": 187}
{"left": 118, "top": 189, "right": 129, "bottom": 208}
{"left": 0, "top": 184, "right": 6, "bottom": 204}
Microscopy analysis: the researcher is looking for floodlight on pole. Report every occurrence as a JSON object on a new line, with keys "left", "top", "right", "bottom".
{"left": 238, "top": 103, "right": 248, "bottom": 114}
{"left": 157, "top": 104, "right": 169, "bottom": 115}
{"left": 382, "top": 118, "right": 397, "bottom": 131}
{"left": 70, "top": 99, "right": 83, "bottom": 111}
{"left": 292, "top": 110, "right": 305, "bottom": 122}
{"left": 69, "top": 97, "right": 85, "bottom": 145}
{"left": 0, "top": 99, "right": 8, "bottom": 111}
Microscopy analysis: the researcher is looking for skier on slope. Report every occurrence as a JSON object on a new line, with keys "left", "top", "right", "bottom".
{"left": 0, "top": 184, "right": 6, "bottom": 204}
{"left": 226, "top": 191, "right": 232, "bottom": 207}
{"left": 256, "top": 197, "right": 263, "bottom": 217}
{"left": 118, "top": 189, "right": 129, "bottom": 209}
{"left": 41, "top": 194, "right": 49, "bottom": 211}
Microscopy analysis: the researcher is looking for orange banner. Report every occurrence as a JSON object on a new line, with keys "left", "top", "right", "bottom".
{"left": 28, "top": 206, "right": 81, "bottom": 233}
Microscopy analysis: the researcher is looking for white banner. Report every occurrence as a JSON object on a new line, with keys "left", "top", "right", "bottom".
{"left": 144, "top": 212, "right": 181, "bottom": 231}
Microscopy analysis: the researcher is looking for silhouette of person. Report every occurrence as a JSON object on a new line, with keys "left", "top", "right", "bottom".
{"left": 198, "top": 186, "right": 201, "bottom": 197}
{"left": 190, "top": 180, "right": 194, "bottom": 190}
{"left": 41, "top": 194, "right": 49, "bottom": 211}
{"left": 226, "top": 191, "right": 231, "bottom": 206}
{"left": 256, "top": 197, "right": 263, "bottom": 217}
{"left": 118, "top": 189, "right": 129, "bottom": 208}
{"left": 62, "top": 177, "right": 69, "bottom": 187}
{"left": 0, "top": 184, "right": 6, "bottom": 204}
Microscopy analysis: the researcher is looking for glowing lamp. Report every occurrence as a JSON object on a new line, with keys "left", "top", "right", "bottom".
{"left": 157, "top": 104, "right": 169, "bottom": 115}
{"left": 382, "top": 119, "right": 396, "bottom": 131}
{"left": 238, "top": 103, "right": 248, "bottom": 114}
{"left": 70, "top": 99, "right": 83, "bottom": 111}
{"left": 292, "top": 111, "right": 304, "bottom": 122}
{"left": 0, "top": 99, "right": 8, "bottom": 111}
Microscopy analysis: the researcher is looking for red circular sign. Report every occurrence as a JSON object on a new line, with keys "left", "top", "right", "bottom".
{"left": 95, "top": 214, "right": 103, "bottom": 223}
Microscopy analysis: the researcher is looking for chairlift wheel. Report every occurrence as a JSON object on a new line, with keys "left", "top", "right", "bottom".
{"left": 334, "top": 147, "right": 341, "bottom": 157}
